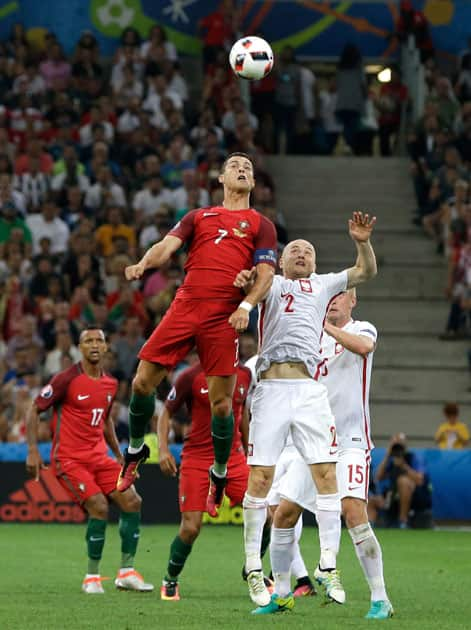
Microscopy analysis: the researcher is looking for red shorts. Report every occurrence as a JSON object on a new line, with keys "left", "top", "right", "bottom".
{"left": 178, "top": 457, "right": 249, "bottom": 513}
{"left": 138, "top": 298, "right": 239, "bottom": 376}
{"left": 53, "top": 456, "right": 121, "bottom": 505}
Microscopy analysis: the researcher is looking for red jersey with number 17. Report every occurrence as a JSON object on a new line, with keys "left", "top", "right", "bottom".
{"left": 169, "top": 206, "right": 277, "bottom": 303}
{"left": 34, "top": 363, "right": 117, "bottom": 464}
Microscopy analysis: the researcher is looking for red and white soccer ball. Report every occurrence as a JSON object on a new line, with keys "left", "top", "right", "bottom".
{"left": 229, "top": 36, "right": 274, "bottom": 80}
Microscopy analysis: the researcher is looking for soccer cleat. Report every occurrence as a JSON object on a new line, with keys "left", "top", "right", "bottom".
{"left": 293, "top": 577, "right": 317, "bottom": 597}
{"left": 81, "top": 575, "right": 108, "bottom": 594}
{"left": 116, "top": 444, "right": 150, "bottom": 492}
{"left": 251, "top": 592, "right": 295, "bottom": 615}
{"left": 247, "top": 569, "right": 271, "bottom": 607}
{"left": 206, "top": 467, "right": 227, "bottom": 517}
{"left": 160, "top": 579, "right": 180, "bottom": 601}
{"left": 365, "top": 600, "right": 394, "bottom": 620}
{"left": 314, "top": 566, "right": 346, "bottom": 604}
{"left": 115, "top": 569, "right": 154, "bottom": 592}
{"left": 242, "top": 566, "right": 274, "bottom": 592}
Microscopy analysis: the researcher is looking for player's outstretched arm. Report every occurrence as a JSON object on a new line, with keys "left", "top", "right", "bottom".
{"left": 157, "top": 406, "right": 177, "bottom": 477}
{"left": 124, "top": 234, "right": 183, "bottom": 281}
{"left": 229, "top": 263, "right": 274, "bottom": 333}
{"left": 25, "top": 404, "right": 46, "bottom": 481}
{"left": 345, "top": 211, "right": 377, "bottom": 288}
{"left": 324, "top": 321, "right": 375, "bottom": 357}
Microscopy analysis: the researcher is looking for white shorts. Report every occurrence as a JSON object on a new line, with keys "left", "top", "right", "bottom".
{"left": 277, "top": 454, "right": 317, "bottom": 514}
{"left": 267, "top": 444, "right": 297, "bottom": 507}
{"left": 248, "top": 379, "right": 338, "bottom": 467}
{"left": 337, "top": 448, "right": 371, "bottom": 501}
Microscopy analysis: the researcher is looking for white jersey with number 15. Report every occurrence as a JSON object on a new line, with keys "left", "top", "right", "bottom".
{"left": 320, "top": 319, "right": 377, "bottom": 450}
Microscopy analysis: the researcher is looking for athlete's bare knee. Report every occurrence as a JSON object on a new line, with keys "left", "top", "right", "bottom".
{"left": 274, "top": 500, "right": 301, "bottom": 529}
{"left": 86, "top": 494, "right": 108, "bottom": 520}
{"left": 122, "top": 490, "right": 142, "bottom": 513}
{"left": 312, "top": 463, "right": 337, "bottom": 494}
{"left": 211, "top": 397, "right": 232, "bottom": 418}
{"left": 180, "top": 517, "right": 202, "bottom": 544}
{"left": 342, "top": 498, "right": 367, "bottom": 528}
{"left": 248, "top": 467, "right": 274, "bottom": 498}
{"left": 132, "top": 373, "right": 155, "bottom": 397}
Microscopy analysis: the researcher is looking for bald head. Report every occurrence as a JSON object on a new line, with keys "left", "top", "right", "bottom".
{"left": 280, "top": 239, "right": 316, "bottom": 279}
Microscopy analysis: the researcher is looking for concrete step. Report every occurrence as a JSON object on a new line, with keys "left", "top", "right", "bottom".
{"left": 354, "top": 298, "right": 449, "bottom": 335}
{"left": 371, "top": 367, "right": 471, "bottom": 403}
{"left": 299, "top": 228, "right": 439, "bottom": 266}
{"left": 374, "top": 335, "right": 468, "bottom": 369}
{"left": 369, "top": 401, "right": 471, "bottom": 446}
{"left": 354, "top": 266, "right": 447, "bottom": 299}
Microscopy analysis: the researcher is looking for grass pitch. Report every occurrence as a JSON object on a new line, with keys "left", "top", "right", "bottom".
{"left": 0, "top": 524, "right": 469, "bottom": 629}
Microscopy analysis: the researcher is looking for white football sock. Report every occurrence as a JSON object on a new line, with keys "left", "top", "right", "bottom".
{"left": 291, "top": 515, "right": 308, "bottom": 579}
{"left": 270, "top": 527, "right": 295, "bottom": 598}
{"left": 315, "top": 493, "right": 341, "bottom": 570}
{"left": 243, "top": 493, "right": 267, "bottom": 572}
{"left": 349, "top": 523, "right": 388, "bottom": 602}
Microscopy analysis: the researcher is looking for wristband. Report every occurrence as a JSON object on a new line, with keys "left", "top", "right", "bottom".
{"left": 239, "top": 300, "right": 253, "bottom": 312}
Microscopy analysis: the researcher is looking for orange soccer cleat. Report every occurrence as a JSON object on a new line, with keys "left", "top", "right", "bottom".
{"left": 116, "top": 444, "right": 150, "bottom": 492}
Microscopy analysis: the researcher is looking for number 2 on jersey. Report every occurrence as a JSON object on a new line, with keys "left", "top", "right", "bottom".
{"left": 90, "top": 408, "right": 104, "bottom": 426}
{"left": 283, "top": 293, "right": 295, "bottom": 313}
{"left": 214, "top": 229, "right": 228, "bottom": 244}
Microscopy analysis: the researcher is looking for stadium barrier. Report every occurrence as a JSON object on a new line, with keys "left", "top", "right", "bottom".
{"left": 1, "top": 447, "right": 470, "bottom": 523}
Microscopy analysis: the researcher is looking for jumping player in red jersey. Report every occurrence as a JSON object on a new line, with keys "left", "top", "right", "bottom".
{"left": 117, "top": 152, "right": 277, "bottom": 517}
{"left": 25, "top": 327, "right": 153, "bottom": 594}
{"left": 157, "top": 361, "right": 271, "bottom": 600}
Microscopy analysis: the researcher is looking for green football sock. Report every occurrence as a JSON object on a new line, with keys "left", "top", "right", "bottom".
{"left": 261, "top": 521, "right": 271, "bottom": 559}
{"left": 166, "top": 535, "right": 193, "bottom": 579}
{"left": 119, "top": 512, "right": 140, "bottom": 568}
{"left": 86, "top": 518, "right": 107, "bottom": 574}
{"left": 211, "top": 412, "right": 234, "bottom": 475}
{"left": 129, "top": 392, "right": 155, "bottom": 449}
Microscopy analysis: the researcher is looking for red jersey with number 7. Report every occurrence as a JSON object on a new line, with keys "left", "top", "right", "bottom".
{"left": 34, "top": 363, "right": 117, "bottom": 465}
{"left": 169, "top": 206, "right": 277, "bottom": 303}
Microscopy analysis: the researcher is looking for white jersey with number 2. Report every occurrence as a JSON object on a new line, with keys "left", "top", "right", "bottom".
{"left": 320, "top": 319, "right": 377, "bottom": 450}
{"left": 257, "top": 271, "right": 348, "bottom": 378}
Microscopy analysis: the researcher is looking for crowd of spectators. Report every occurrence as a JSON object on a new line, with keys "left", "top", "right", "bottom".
{"left": 0, "top": 14, "right": 285, "bottom": 445}
{"left": 406, "top": 44, "right": 471, "bottom": 346}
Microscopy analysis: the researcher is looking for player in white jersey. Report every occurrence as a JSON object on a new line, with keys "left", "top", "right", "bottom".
{"left": 245, "top": 355, "right": 315, "bottom": 598}
{"left": 268, "top": 289, "right": 393, "bottom": 620}
{"left": 236, "top": 211, "right": 377, "bottom": 614}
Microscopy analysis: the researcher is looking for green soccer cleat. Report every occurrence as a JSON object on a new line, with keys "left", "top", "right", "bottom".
{"left": 365, "top": 600, "right": 394, "bottom": 620}
{"left": 251, "top": 592, "right": 295, "bottom": 615}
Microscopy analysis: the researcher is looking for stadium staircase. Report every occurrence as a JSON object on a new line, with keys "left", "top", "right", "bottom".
{"left": 266, "top": 156, "right": 471, "bottom": 446}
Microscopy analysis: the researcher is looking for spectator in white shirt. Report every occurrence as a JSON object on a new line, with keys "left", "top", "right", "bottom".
{"left": 0, "top": 173, "right": 27, "bottom": 216}
{"left": 26, "top": 200, "right": 70, "bottom": 256}
{"left": 172, "top": 168, "right": 210, "bottom": 212}
{"left": 222, "top": 97, "right": 258, "bottom": 134}
{"left": 43, "top": 330, "right": 81, "bottom": 378}
{"left": 143, "top": 74, "right": 183, "bottom": 121}
{"left": 85, "top": 165, "right": 126, "bottom": 212}
{"left": 161, "top": 59, "right": 188, "bottom": 103}
{"left": 140, "top": 24, "right": 177, "bottom": 62}
{"left": 133, "top": 175, "right": 174, "bottom": 226}
{"left": 112, "top": 63, "right": 144, "bottom": 100}
{"left": 79, "top": 105, "right": 114, "bottom": 147}
{"left": 117, "top": 96, "right": 144, "bottom": 135}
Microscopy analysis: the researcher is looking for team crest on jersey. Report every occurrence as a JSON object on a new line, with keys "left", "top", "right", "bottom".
{"left": 40, "top": 384, "right": 53, "bottom": 399}
{"left": 335, "top": 343, "right": 344, "bottom": 355}
{"left": 233, "top": 219, "right": 250, "bottom": 238}
{"left": 299, "top": 279, "right": 313, "bottom": 293}
{"left": 168, "top": 386, "right": 176, "bottom": 401}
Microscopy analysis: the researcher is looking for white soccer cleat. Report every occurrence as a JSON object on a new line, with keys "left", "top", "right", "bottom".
{"left": 115, "top": 569, "right": 154, "bottom": 592}
{"left": 314, "top": 566, "right": 346, "bottom": 604}
{"left": 247, "top": 570, "right": 271, "bottom": 607}
{"left": 82, "top": 575, "right": 106, "bottom": 594}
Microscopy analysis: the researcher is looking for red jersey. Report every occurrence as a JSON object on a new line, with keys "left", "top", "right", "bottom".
{"left": 165, "top": 363, "right": 252, "bottom": 459}
{"left": 35, "top": 363, "right": 117, "bottom": 464}
{"left": 169, "top": 206, "right": 277, "bottom": 303}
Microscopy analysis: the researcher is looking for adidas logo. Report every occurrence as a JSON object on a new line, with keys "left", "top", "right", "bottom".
{"left": 0, "top": 469, "right": 86, "bottom": 523}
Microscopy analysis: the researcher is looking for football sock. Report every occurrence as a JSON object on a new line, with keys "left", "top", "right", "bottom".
{"left": 260, "top": 520, "right": 271, "bottom": 558}
{"left": 86, "top": 518, "right": 107, "bottom": 574}
{"left": 243, "top": 493, "right": 267, "bottom": 572}
{"left": 128, "top": 392, "right": 155, "bottom": 450}
{"left": 349, "top": 523, "right": 388, "bottom": 601}
{"left": 119, "top": 511, "right": 140, "bottom": 568}
{"left": 166, "top": 535, "right": 193, "bottom": 579}
{"left": 270, "top": 527, "right": 295, "bottom": 598}
{"left": 291, "top": 516, "right": 308, "bottom": 579}
{"left": 211, "top": 412, "right": 234, "bottom": 475}
{"left": 315, "top": 493, "right": 341, "bottom": 570}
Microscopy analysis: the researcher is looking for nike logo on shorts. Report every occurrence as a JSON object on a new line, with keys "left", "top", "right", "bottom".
{"left": 77, "top": 394, "right": 90, "bottom": 400}
{"left": 348, "top": 486, "right": 361, "bottom": 491}
{"left": 200, "top": 388, "right": 209, "bottom": 394}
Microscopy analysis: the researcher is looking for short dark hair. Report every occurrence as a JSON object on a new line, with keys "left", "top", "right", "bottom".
{"left": 444, "top": 402, "right": 459, "bottom": 417}
{"left": 79, "top": 326, "right": 106, "bottom": 343}
{"left": 221, "top": 152, "right": 254, "bottom": 173}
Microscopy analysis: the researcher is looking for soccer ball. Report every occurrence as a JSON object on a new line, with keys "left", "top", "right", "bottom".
{"left": 229, "top": 36, "right": 274, "bottom": 80}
